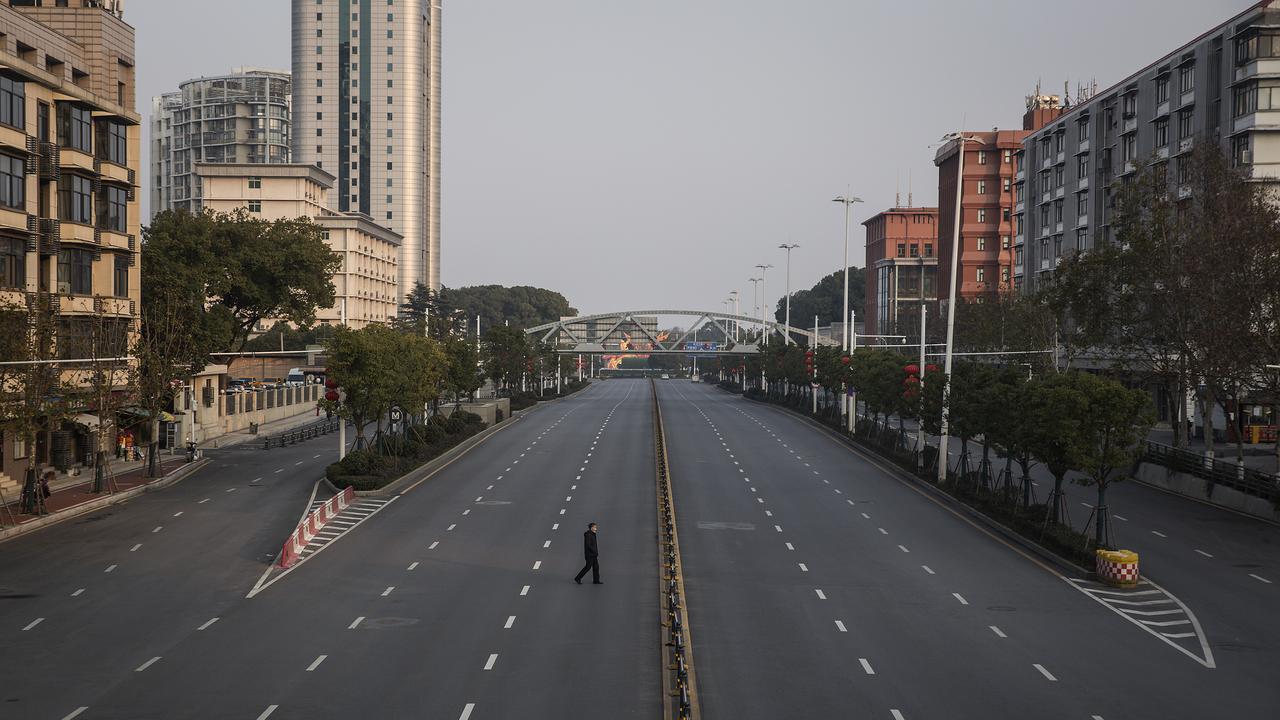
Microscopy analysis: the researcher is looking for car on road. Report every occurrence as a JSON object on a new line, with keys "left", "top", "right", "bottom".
{"left": 661, "top": 373, "right": 670, "bottom": 379}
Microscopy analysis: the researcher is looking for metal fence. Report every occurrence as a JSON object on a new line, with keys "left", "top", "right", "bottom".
{"left": 1143, "top": 441, "right": 1278, "bottom": 503}
{"left": 262, "top": 418, "right": 341, "bottom": 450}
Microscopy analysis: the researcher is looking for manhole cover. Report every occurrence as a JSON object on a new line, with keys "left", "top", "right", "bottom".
{"left": 986, "top": 605, "right": 1017, "bottom": 612}
{"left": 360, "top": 617, "right": 420, "bottom": 629}
{"left": 475, "top": 500, "right": 511, "bottom": 505}
{"left": 696, "top": 521, "right": 756, "bottom": 531}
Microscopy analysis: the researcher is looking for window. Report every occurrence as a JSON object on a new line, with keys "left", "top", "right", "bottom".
{"left": 1001, "top": 266, "right": 1010, "bottom": 283}
{"left": 97, "top": 185, "right": 127, "bottom": 232}
{"left": 1177, "top": 109, "right": 1193, "bottom": 139}
{"left": 58, "top": 175, "right": 92, "bottom": 224}
{"left": 1155, "top": 118, "right": 1169, "bottom": 145}
{"left": 1015, "top": 247, "right": 1023, "bottom": 266}
{"left": 1076, "top": 228, "right": 1088, "bottom": 251}
{"left": 1039, "top": 206, "right": 1049, "bottom": 228}
{"left": 0, "top": 75, "right": 24, "bottom": 130}
{"left": 976, "top": 237, "right": 986, "bottom": 251}
{"left": 1001, "top": 235, "right": 1010, "bottom": 249}
{"left": 1002, "top": 149, "right": 1012, "bottom": 164}
{"left": 113, "top": 253, "right": 128, "bottom": 298}
{"left": 1122, "top": 92, "right": 1137, "bottom": 118}
{"left": 1077, "top": 154, "right": 1089, "bottom": 178}
{"left": 0, "top": 237, "right": 24, "bottom": 289}
{"left": 924, "top": 243, "right": 933, "bottom": 257}
{"left": 896, "top": 243, "right": 906, "bottom": 258}
{"left": 1123, "top": 134, "right": 1137, "bottom": 162}
{"left": 1232, "top": 134, "right": 1252, "bottom": 167}
{"left": 977, "top": 180, "right": 986, "bottom": 195}
{"left": 1002, "top": 178, "right": 1011, "bottom": 192}
{"left": 0, "top": 154, "right": 23, "bottom": 209}
{"left": 248, "top": 177, "right": 262, "bottom": 189}
{"left": 57, "top": 248, "right": 93, "bottom": 295}
{"left": 1053, "top": 200, "right": 1063, "bottom": 224}
{"left": 977, "top": 150, "right": 987, "bottom": 165}
{"left": 1156, "top": 75, "right": 1170, "bottom": 104}
{"left": 1234, "top": 84, "right": 1256, "bottom": 117}
{"left": 909, "top": 244, "right": 919, "bottom": 258}
{"left": 248, "top": 200, "right": 262, "bottom": 213}
{"left": 1077, "top": 191, "right": 1089, "bottom": 216}
{"left": 97, "top": 121, "right": 127, "bottom": 165}
{"left": 1236, "top": 32, "right": 1280, "bottom": 65}
{"left": 58, "top": 103, "right": 92, "bottom": 152}
{"left": 1054, "top": 133, "right": 1064, "bottom": 154}
{"left": 1178, "top": 65, "right": 1194, "bottom": 94}
{"left": 1054, "top": 166, "right": 1064, "bottom": 187}
{"left": 1078, "top": 118, "right": 1090, "bottom": 141}
{"left": 977, "top": 208, "right": 987, "bottom": 223}
{"left": 976, "top": 267, "right": 985, "bottom": 283}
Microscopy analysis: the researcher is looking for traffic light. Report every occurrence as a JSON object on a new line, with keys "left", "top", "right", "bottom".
{"left": 804, "top": 349, "right": 815, "bottom": 378}
{"left": 324, "top": 376, "right": 341, "bottom": 403}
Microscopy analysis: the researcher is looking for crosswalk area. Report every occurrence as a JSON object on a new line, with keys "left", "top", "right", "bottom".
{"left": 295, "top": 497, "right": 394, "bottom": 560}
{"left": 1066, "top": 576, "right": 1215, "bottom": 668}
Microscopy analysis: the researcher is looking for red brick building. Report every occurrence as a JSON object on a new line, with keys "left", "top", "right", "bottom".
{"left": 934, "top": 101, "right": 1063, "bottom": 303}
{"left": 862, "top": 207, "right": 939, "bottom": 336}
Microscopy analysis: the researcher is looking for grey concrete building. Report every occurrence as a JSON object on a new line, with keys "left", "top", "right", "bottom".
{"left": 1015, "top": 0, "right": 1280, "bottom": 291}
{"left": 150, "top": 68, "right": 292, "bottom": 218}
{"left": 291, "top": 0, "right": 442, "bottom": 301}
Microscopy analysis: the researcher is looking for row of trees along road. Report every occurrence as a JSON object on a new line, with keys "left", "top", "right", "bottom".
{"left": 1046, "top": 142, "right": 1280, "bottom": 472}
{"left": 734, "top": 342, "right": 1152, "bottom": 547}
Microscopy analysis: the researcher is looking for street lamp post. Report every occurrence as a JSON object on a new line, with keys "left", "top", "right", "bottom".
{"left": 937, "top": 132, "right": 985, "bottom": 484}
{"left": 729, "top": 290, "right": 741, "bottom": 342}
{"left": 747, "top": 277, "right": 762, "bottom": 343}
{"left": 755, "top": 264, "right": 773, "bottom": 344}
{"left": 778, "top": 244, "right": 799, "bottom": 345}
{"left": 832, "top": 193, "right": 864, "bottom": 353}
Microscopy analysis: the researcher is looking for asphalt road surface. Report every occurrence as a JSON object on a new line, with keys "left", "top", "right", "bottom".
{"left": 2, "top": 378, "right": 1276, "bottom": 719}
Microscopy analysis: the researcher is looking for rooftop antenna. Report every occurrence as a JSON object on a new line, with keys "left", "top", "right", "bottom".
{"left": 896, "top": 169, "right": 901, "bottom": 208}
{"left": 908, "top": 169, "right": 913, "bottom": 207}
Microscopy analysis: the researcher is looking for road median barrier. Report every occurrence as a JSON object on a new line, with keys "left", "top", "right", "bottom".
{"left": 1096, "top": 549, "right": 1140, "bottom": 587}
{"left": 652, "top": 379, "right": 699, "bottom": 720}
{"left": 279, "top": 486, "right": 355, "bottom": 568}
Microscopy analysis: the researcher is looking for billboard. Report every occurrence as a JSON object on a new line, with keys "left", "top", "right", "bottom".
{"left": 684, "top": 342, "right": 720, "bottom": 352}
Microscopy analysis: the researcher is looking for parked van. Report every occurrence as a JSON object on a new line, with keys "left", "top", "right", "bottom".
{"left": 285, "top": 368, "right": 306, "bottom": 386}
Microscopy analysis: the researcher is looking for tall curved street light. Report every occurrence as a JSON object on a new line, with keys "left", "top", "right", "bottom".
{"left": 747, "top": 277, "right": 763, "bottom": 341}
{"left": 778, "top": 244, "right": 799, "bottom": 345}
{"left": 832, "top": 193, "right": 863, "bottom": 352}
{"left": 936, "top": 132, "right": 987, "bottom": 484}
{"left": 755, "top": 263, "right": 773, "bottom": 344}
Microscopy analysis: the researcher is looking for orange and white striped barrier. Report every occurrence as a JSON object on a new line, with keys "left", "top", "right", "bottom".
{"left": 279, "top": 486, "right": 355, "bottom": 568}
{"left": 1096, "top": 549, "right": 1140, "bottom": 587}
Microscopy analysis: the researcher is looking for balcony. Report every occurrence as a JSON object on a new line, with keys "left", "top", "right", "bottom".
{"left": 1041, "top": 154, "right": 1053, "bottom": 169}
{"left": 1015, "top": 200, "right": 1024, "bottom": 214}
{"left": 1122, "top": 115, "right": 1138, "bottom": 134}
{"left": 1177, "top": 137, "right": 1194, "bottom": 155}
{"left": 1078, "top": 176, "right": 1090, "bottom": 190}
{"left": 1177, "top": 184, "right": 1192, "bottom": 200}
{"left": 1056, "top": 221, "right": 1064, "bottom": 234}
{"left": 1040, "top": 224, "right": 1050, "bottom": 238}
{"left": 1040, "top": 257, "right": 1051, "bottom": 270}
{"left": 1013, "top": 264, "right": 1024, "bottom": 277}
{"left": 1041, "top": 190, "right": 1052, "bottom": 204}
{"left": 1077, "top": 215, "right": 1089, "bottom": 228}
{"left": 1055, "top": 186, "right": 1065, "bottom": 199}
{"left": 1056, "top": 152, "right": 1066, "bottom": 165}
{"left": 1015, "top": 167, "right": 1025, "bottom": 182}
{"left": 0, "top": 124, "right": 26, "bottom": 152}
{"left": 1156, "top": 101, "right": 1170, "bottom": 117}
{"left": 1155, "top": 146, "right": 1169, "bottom": 160}
{"left": 1121, "top": 161, "right": 1137, "bottom": 176}
{"left": 59, "top": 146, "right": 96, "bottom": 175}
{"left": 1078, "top": 139, "right": 1090, "bottom": 154}
{"left": 1179, "top": 90, "right": 1195, "bottom": 108}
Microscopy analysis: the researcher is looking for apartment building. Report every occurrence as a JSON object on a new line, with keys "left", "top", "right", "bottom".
{"left": 197, "top": 163, "right": 400, "bottom": 328}
{"left": 150, "top": 67, "right": 291, "bottom": 217}
{"left": 862, "top": 207, "right": 939, "bottom": 336}
{"left": 1016, "top": 0, "right": 1280, "bottom": 289}
{"left": 0, "top": 0, "right": 140, "bottom": 489}
{"left": 291, "top": 0, "right": 443, "bottom": 298}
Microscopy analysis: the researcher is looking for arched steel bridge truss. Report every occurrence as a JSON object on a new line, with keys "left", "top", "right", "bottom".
{"left": 524, "top": 310, "right": 839, "bottom": 354}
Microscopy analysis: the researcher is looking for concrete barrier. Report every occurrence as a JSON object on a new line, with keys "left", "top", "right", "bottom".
{"left": 1134, "top": 461, "right": 1279, "bottom": 524}
{"left": 279, "top": 486, "right": 355, "bottom": 568}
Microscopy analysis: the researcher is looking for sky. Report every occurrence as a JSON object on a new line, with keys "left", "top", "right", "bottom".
{"left": 131, "top": 0, "right": 1238, "bottom": 318}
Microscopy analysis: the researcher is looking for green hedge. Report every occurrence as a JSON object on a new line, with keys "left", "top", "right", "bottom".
{"left": 326, "top": 411, "right": 487, "bottom": 491}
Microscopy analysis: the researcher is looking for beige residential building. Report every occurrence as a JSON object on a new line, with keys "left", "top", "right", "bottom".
{"left": 0, "top": 0, "right": 140, "bottom": 490}
{"left": 197, "top": 163, "right": 400, "bottom": 328}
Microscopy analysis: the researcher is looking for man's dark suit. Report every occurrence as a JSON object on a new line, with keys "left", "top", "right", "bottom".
{"left": 575, "top": 529, "right": 600, "bottom": 584}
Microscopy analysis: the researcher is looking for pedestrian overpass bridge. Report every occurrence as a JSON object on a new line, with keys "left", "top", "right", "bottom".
{"left": 524, "top": 310, "right": 840, "bottom": 355}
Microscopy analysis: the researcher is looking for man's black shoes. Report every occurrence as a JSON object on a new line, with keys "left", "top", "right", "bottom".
{"left": 593, "top": 581, "right": 603, "bottom": 585}
{"left": 574, "top": 577, "right": 582, "bottom": 584}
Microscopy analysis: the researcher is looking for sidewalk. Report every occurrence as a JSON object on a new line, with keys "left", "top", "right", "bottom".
{"left": 200, "top": 409, "right": 333, "bottom": 450}
{"left": 0, "top": 453, "right": 190, "bottom": 530}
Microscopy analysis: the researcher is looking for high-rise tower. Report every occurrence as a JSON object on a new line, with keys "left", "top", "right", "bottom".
{"left": 291, "top": 0, "right": 441, "bottom": 300}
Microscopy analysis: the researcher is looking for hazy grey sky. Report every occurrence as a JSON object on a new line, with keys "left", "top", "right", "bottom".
{"left": 132, "top": 0, "right": 1236, "bottom": 317}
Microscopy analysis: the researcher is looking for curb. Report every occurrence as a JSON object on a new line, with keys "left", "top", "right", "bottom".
{"left": 734, "top": 390, "right": 1091, "bottom": 577}
{"left": 1129, "top": 474, "right": 1280, "bottom": 529}
{"left": 0, "top": 458, "right": 212, "bottom": 545}
{"left": 350, "top": 385, "right": 592, "bottom": 498}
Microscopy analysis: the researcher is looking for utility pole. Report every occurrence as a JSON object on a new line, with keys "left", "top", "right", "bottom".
{"left": 918, "top": 304, "right": 927, "bottom": 472}
{"left": 812, "top": 315, "right": 819, "bottom": 415}
{"left": 779, "top": 244, "right": 799, "bottom": 345}
{"left": 848, "top": 310, "right": 857, "bottom": 433}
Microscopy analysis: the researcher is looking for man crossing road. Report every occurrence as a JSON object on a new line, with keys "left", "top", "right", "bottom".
{"left": 574, "top": 522, "right": 602, "bottom": 585}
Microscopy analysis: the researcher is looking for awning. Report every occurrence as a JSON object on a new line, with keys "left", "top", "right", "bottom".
{"left": 73, "top": 413, "right": 100, "bottom": 429}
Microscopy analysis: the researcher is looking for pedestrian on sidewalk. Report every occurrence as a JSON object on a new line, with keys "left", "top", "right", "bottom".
{"left": 36, "top": 470, "right": 52, "bottom": 515}
{"left": 574, "top": 522, "right": 602, "bottom": 585}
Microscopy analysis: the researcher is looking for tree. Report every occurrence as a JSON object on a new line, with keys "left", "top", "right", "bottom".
{"left": 483, "top": 325, "right": 530, "bottom": 392}
{"left": 1022, "top": 373, "right": 1092, "bottom": 527}
{"left": 442, "top": 285, "right": 577, "bottom": 332}
{"left": 144, "top": 209, "right": 341, "bottom": 350}
{"left": 0, "top": 296, "right": 68, "bottom": 513}
{"left": 324, "top": 326, "right": 400, "bottom": 450}
{"left": 1069, "top": 373, "right": 1153, "bottom": 546}
{"left": 442, "top": 334, "right": 484, "bottom": 407}
{"left": 773, "top": 266, "right": 867, "bottom": 327}
{"left": 133, "top": 294, "right": 205, "bottom": 478}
